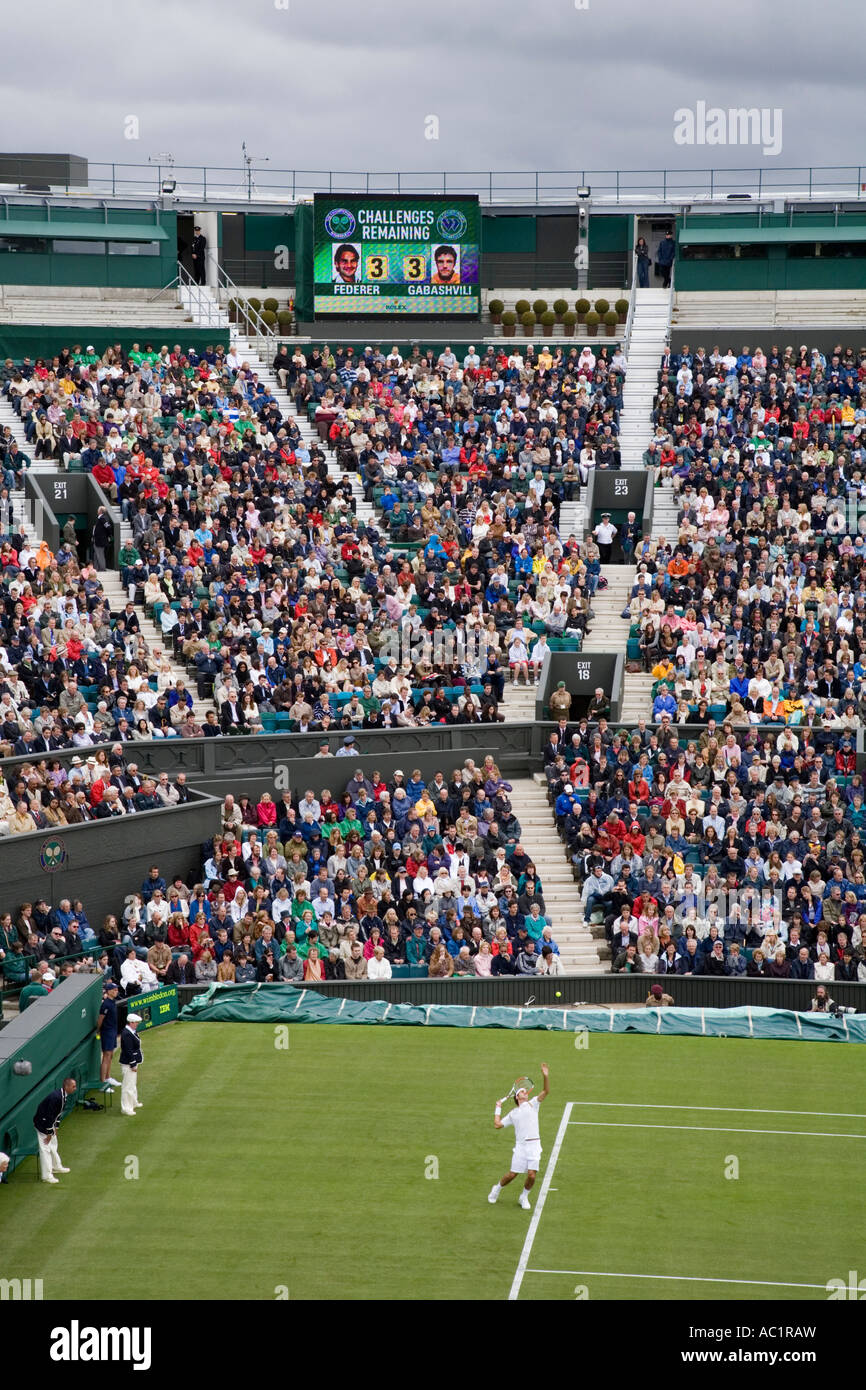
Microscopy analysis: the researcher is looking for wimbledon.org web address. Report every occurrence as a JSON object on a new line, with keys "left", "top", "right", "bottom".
{"left": 682, "top": 1351, "right": 816, "bottom": 1365}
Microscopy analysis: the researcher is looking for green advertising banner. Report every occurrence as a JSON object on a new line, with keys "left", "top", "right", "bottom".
{"left": 313, "top": 194, "right": 480, "bottom": 316}
{"left": 122, "top": 985, "right": 178, "bottom": 1031}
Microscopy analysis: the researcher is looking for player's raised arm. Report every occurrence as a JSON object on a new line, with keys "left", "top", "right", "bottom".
{"left": 537, "top": 1064, "right": 550, "bottom": 1104}
{"left": 494, "top": 1094, "right": 508, "bottom": 1128}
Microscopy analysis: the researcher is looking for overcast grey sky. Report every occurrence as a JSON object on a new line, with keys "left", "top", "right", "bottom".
{"left": 4, "top": 0, "right": 864, "bottom": 184}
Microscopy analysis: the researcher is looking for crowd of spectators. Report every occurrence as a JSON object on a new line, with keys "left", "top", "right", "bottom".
{"left": 2, "top": 337, "right": 625, "bottom": 742}
{"left": 545, "top": 711, "right": 866, "bottom": 981}
{"left": 0, "top": 740, "right": 190, "bottom": 836}
{"left": 633, "top": 341, "right": 866, "bottom": 729}
{"left": 0, "top": 757, "right": 565, "bottom": 992}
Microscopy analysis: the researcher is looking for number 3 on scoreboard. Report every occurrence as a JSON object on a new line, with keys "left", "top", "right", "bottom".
{"left": 402, "top": 254, "right": 427, "bottom": 282}
{"left": 365, "top": 254, "right": 389, "bottom": 281}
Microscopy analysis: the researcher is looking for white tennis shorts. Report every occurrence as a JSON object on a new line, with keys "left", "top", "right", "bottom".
{"left": 510, "top": 1140, "right": 542, "bottom": 1174}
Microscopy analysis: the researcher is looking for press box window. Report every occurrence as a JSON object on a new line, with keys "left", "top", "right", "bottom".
{"left": 0, "top": 236, "right": 48, "bottom": 253}
{"left": 107, "top": 240, "right": 160, "bottom": 256}
{"left": 52, "top": 239, "right": 106, "bottom": 255}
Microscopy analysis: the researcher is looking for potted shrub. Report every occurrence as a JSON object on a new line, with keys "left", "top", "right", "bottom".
{"left": 603, "top": 309, "right": 618, "bottom": 337}
{"left": 594, "top": 297, "right": 610, "bottom": 316}
{"left": 585, "top": 310, "right": 600, "bottom": 337}
{"left": 553, "top": 298, "right": 569, "bottom": 322}
{"left": 277, "top": 310, "right": 293, "bottom": 331}
{"left": 248, "top": 297, "right": 262, "bottom": 313}
{"left": 488, "top": 298, "right": 505, "bottom": 324}
{"left": 263, "top": 297, "right": 279, "bottom": 313}
{"left": 227, "top": 298, "right": 239, "bottom": 322}
{"left": 540, "top": 310, "right": 556, "bottom": 331}
{"left": 521, "top": 311, "right": 536, "bottom": 337}
{"left": 515, "top": 299, "right": 531, "bottom": 318}
{"left": 532, "top": 298, "right": 548, "bottom": 319}
{"left": 562, "top": 310, "right": 577, "bottom": 336}
{"left": 576, "top": 297, "right": 591, "bottom": 323}
{"left": 501, "top": 310, "right": 518, "bottom": 337}
{"left": 615, "top": 297, "right": 629, "bottom": 323}
{"left": 261, "top": 309, "right": 277, "bottom": 328}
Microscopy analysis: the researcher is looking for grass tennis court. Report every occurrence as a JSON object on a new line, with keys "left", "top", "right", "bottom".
{"left": 4, "top": 1022, "right": 864, "bottom": 1301}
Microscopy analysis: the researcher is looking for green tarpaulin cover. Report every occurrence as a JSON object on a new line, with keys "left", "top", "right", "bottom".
{"left": 180, "top": 984, "right": 866, "bottom": 1044}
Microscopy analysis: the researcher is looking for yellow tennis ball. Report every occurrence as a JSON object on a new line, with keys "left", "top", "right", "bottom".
{"left": 555, "top": 991, "right": 562, "bottom": 998}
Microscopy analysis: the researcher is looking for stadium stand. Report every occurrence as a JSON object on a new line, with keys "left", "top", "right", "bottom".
{"left": 1, "top": 338, "right": 626, "bottom": 740}
{"left": 0, "top": 758, "right": 586, "bottom": 988}
{"left": 535, "top": 336, "right": 866, "bottom": 970}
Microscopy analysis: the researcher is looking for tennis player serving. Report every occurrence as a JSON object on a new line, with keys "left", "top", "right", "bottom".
{"left": 488, "top": 1063, "right": 549, "bottom": 1210}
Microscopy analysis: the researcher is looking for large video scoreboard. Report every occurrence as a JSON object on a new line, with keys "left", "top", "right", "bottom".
{"left": 313, "top": 194, "right": 480, "bottom": 316}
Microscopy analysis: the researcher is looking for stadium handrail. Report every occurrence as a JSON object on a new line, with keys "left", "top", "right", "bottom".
{"left": 3, "top": 163, "right": 866, "bottom": 205}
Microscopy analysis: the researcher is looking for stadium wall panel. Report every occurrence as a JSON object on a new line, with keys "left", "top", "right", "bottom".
{"left": 0, "top": 974, "right": 102, "bottom": 1170}
{"left": 0, "top": 326, "right": 229, "bottom": 359}
{"left": 0, "top": 794, "right": 219, "bottom": 925}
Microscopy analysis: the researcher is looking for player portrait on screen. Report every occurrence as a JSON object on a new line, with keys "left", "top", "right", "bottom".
{"left": 431, "top": 244, "right": 461, "bottom": 284}
{"left": 333, "top": 243, "right": 362, "bottom": 283}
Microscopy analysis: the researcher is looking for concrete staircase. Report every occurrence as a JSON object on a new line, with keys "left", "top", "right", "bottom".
{"left": 230, "top": 330, "right": 376, "bottom": 528}
{"left": 580, "top": 567, "right": 632, "bottom": 655}
{"left": 95, "top": 568, "right": 215, "bottom": 724}
{"left": 558, "top": 497, "right": 586, "bottom": 542}
{"left": 8, "top": 489, "right": 40, "bottom": 548}
{"left": 650, "top": 476, "right": 680, "bottom": 550}
{"left": 510, "top": 776, "right": 607, "bottom": 974}
{"left": 179, "top": 284, "right": 229, "bottom": 329}
{"left": 619, "top": 287, "right": 671, "bottom": 467}
{"left": 0, "top": 392, "right": 57, "bottom": 472}
{"left": 619, "top": 476, "right": 681, "bottom": 723}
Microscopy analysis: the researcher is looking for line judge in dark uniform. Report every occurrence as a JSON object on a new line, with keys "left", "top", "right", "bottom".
{"left": 120, "top": 1012, "right": 144, "bottom": 1116}
{"left": 97, "top": 979, "right": 122, "bottom": 1090}
{"left": 33, "top": 1077, "right": 77, "bottom": 1183}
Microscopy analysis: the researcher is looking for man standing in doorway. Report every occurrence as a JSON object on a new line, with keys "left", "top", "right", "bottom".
{"left": 593, "top": 512, "right": 617, "bottom": 564}
{"left": 192, "top": 225, "right": 207, "bottom": 285}
{"left": 656, "top": 229, "right": 676, "bottom": 289}
{"left": 120, "top": 1012, "right": 144, "bottom": 1116}
{"left": 33, "top": 1077, "right": 77, "bottom": 1183}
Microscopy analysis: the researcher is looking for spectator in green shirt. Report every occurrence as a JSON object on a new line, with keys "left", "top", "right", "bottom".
{"left": 406, "top": 923, "right": 428, "bottom": 966}
{"left": 19, "top": 969, "right": 52, "bottom": 1011}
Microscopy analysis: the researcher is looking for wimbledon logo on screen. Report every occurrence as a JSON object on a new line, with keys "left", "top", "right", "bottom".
{"left": 324, "top": 208, "right": 357, "bottom": 239}
{"left": 436, "top": 209, "right": 467, "bottom": 239}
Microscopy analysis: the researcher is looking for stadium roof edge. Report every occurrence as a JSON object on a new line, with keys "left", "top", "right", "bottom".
{"left": 2, "top": 190, "right": 866, "bottom": 218}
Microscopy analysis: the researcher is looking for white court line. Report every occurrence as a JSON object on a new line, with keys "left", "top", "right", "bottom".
{"left": 567, "top": 1101, "right": 866, "bottom": 1120}
{"left": 568, "top": 1120, "right": 866, "bottom": 1140}
{"left": 508, "top": 1101, "right": 572, "bottom": 1302}
{"left": 525, "top": 1269, "right": 828, "bottom": 1292}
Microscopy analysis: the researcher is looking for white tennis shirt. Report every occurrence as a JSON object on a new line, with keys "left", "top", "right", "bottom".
{"left": 503, "top": 1096, "right": 541, "bottom": 1143}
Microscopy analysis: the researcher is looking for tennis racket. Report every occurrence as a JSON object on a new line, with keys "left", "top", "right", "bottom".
{"left": 502, "top": 1074, "right": 534, "bottom": 1103}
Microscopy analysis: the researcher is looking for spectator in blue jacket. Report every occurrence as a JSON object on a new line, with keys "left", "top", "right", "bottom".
{"left": 653, "top": 685, "right": 677, "bottom": 722}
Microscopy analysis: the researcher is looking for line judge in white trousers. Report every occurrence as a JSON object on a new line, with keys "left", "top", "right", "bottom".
{"left": 119, "top": 1013, "right": 144, "bottom": 1115}
{"left": 32, "top": 1078, "right": 77, "bottom": 1182}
